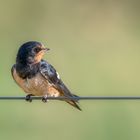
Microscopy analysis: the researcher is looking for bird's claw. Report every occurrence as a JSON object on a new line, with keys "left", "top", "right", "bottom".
{"left": 42, "top": 96, "right": 48, "bottom": 103}
{"left": 25, "top": 94, "right": 33, "bottom": 102}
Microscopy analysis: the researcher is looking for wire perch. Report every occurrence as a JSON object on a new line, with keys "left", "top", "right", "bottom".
{"left": 0, "top": 96, "right": 140, "bottom": 101}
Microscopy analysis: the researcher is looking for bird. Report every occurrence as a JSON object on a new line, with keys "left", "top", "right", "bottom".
{"left": 11, "top": 41, "right": 81, "bottom": 111}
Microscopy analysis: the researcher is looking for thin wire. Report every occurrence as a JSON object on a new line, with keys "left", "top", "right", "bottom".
{"left": 0, "top": 96, "right": 140, "bottom": 101}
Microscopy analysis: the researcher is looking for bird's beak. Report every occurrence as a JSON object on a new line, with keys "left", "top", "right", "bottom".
{"left": 42, "top": 48, "right": 50, "bottom": 52}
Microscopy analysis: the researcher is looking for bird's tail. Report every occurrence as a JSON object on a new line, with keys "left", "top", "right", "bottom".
{"left": 66, "top": 95, "right": 82, "bottom": 111}
{"left": 66, "top": 100, "right": 82, "bottom": 111}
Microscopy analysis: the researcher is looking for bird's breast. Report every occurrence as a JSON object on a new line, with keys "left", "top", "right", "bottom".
{"left": 13, "top": 68, "right": 60, "bottom": 96}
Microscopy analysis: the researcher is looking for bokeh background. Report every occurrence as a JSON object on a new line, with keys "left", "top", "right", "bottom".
{"left": 0, "top": 0, "right": 140, "bottom": 140}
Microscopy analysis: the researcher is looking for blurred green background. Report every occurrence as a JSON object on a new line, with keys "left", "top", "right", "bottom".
{"left": 0, "top": 0, "right": 140, "bottom": 140}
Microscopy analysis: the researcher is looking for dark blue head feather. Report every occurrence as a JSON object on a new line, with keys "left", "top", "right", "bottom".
{"left": 16, "top": 41, "right": 42, "bottom": 64}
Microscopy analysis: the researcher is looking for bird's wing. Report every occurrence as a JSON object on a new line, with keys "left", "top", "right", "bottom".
{"left": 39, "top": 60, "right": 81, "bottom": 110}
{"left": 39, "top": 60, "right": 74, "bottom": 97}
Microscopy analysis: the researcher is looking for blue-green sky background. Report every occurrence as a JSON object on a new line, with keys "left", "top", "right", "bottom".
{"left": 0, "top": 0, "right": 140, "bottom": 140}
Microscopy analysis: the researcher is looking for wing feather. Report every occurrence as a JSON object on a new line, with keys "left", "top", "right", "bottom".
{"left": 40, "top": 60, "right": 74, "bottom": 97}
{"left": 39, "top": 60, "right": 81, "bottom": 110}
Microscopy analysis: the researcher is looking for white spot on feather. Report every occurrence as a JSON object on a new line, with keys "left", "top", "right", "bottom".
{"left": 56, "top": 72, "right": 60, "bottom": 79}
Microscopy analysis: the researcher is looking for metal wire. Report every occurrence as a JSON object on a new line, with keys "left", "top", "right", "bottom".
{"left": 0, "top": 96, "right": 140, "bottom": 101}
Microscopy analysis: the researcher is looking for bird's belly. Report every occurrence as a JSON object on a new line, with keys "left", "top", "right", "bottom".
{"left": 25, "top": 73, "right": 49, "bottom": 96}
{"left": 13, "top": 69, "right": 60, "bottom": 96}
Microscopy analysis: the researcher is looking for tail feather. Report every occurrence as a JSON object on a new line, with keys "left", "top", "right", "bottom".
{"left": 72, "top": 94, "right": 80, "bottom": 102}
{"left": 66, "top": 100, "right": 82, "bottom": 111}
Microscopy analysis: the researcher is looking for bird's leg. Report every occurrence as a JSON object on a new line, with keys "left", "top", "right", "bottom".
{"left": 25, "top": 94, "right": 34, "bottom": 102}
{"left": 42, "top": 95, "right": 48, "bottom": 103}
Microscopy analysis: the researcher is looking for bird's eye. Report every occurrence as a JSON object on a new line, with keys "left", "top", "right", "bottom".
{"left": 34, "top": 47, "right": 41, "bottom": 53}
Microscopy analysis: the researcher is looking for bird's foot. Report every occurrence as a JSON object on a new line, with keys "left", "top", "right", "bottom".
{"left": 42, "top": 95, "right": 48, "bottom": 103}
{"left": 25, "top": 94, "right": 33, "bottom": 102}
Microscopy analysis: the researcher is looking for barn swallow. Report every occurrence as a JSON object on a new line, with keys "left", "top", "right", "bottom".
{"left": 11, "top": 41, "right": 81, "bottom": 110}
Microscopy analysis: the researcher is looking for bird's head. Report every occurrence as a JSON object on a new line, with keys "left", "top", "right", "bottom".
{"left": 16, "top": 41, "right": 50, "bottom": 64}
